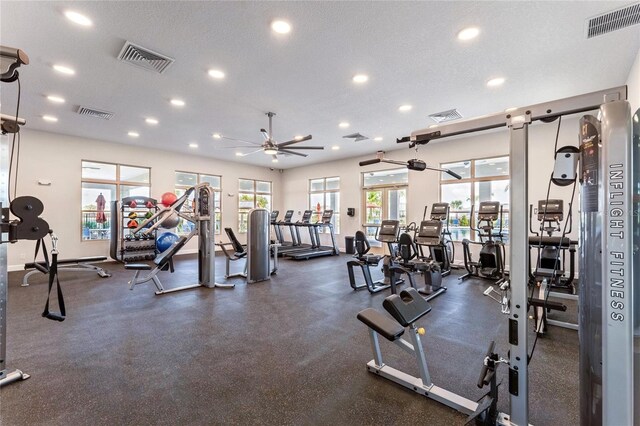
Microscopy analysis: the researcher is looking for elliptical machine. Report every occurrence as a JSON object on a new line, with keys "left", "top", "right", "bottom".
{"left": 460, "top": 201, "right": 506, "bottom": 283}
{"left": 417, "top": 203, "right": 454, "bottom": 275}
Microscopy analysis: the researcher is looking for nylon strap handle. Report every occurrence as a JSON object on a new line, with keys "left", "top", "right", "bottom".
{"left": 35, "top": 236, "right": 66, "bottom": 322}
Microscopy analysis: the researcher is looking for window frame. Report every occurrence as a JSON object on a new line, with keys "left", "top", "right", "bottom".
{"left": 439, "top": 155, "right": 510, "bottom": 241}
{"left": 174, "top": 171, "right": 222, "bottom": 235}
{"left": 308, "top": 177, "right": 340, "bottom": 234}
{"left": 238, "top": 178, "right": 272, "bottom": 233}
{"left": 361, "top": 168, "right": 408, "bottom": 244}
{"left": 81, "top": 160, "right": 151, "bottom": 242}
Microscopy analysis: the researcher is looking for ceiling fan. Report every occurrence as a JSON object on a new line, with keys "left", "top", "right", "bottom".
{"left": 220, "top": 112, "right": 324, "bottom": 160}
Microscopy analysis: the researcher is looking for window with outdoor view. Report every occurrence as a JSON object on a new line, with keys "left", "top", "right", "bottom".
{"left": 175, "top": 172, "right": 222, "bottom": 235}
{"left": 81, "top": 161, "right": 150, "bottom": 241}
{"left": 238, "top": 179, "right": 271, "bottom": 233}
{"left": 309, "top": 177, "right": 340, "bottom": 234}
{"left": 440, "top": 156, "right": 509, "bottom": 241}
{"left": 362, "top": 168, "right": 408, "bottom": 242}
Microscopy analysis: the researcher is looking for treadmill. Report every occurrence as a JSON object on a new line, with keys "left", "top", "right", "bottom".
{"left": 286, "top": 210, "right": 340, "bottom": 260}
{"left": 274, "top": 210, "right": 298, "bottom": 249}
{"left": 270, "top": 210, "right": 282, "bottom": 243}
{"left": 277, "top": 210, "right": 315, "bottom": 255}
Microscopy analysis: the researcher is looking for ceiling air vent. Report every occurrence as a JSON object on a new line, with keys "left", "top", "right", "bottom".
{"left": 428, "top": 108, "right": 463, "bottom": 124}
{"left": 585, "top": 3, "right": 640, "bottom": 38}
{"left": 77, "top": 106, "right": 114, "bottom": 120}
{"left": 117, "top": 41, "right": 174, "bottom": 74}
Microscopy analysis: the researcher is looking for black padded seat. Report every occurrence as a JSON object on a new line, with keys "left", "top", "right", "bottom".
{"left": 357, "top": 308, "right": 405, "bottom": 341}
{"left": 383, "top": 288, "right": 432, "bottom": 327}
{"left": 535, "top": 267, "right": 564, "bottom": 278}
{"left": 124, "top": 264, "right": 152, "bottom": 270}
{"left": 528, "top": 236, "right": 575, "bottom": 248}
{"left": 363, "top": 254, "right": 382, "bottom": 265}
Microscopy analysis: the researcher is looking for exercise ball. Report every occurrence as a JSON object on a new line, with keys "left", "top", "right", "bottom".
{"left": 156, "top": 232, "right": 179, "bottom": 252}
{"left": 159, "top": 211, "right": 180, "bottom": 229}
{"left": 160, "top": 192, "right": 178, "bottom": 207}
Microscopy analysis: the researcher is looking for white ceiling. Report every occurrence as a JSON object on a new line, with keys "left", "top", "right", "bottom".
{"left": 1, "top": 1, "right": 638, "bottom": 169}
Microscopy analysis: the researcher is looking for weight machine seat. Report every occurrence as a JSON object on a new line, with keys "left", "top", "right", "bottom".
{"left": 124, "top": 263, "right": 152, "bottom": 271}
{"left": 24, "top": 256, "right": 108, "bottom": 270}
{"left": 362, "top": 254, "right": 382, "bottom": 265}
{"left": 383, "top": 288, "right": 432, "bottom": 327}
{"left": 528, "top": 236, "right": 576, "bottom": 248}
{"left": 357, "top": 308, "right": 405, "bottom": 341}
{"left": 224, "top": 228, "right": 247, "bottom": 257}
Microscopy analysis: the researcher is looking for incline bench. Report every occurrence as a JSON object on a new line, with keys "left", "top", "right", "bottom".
{"left": 126, "top": 236, "right": 188, "bottom": 295}
{"left": 23, "top": 256, "right": 111, "bottom": 286}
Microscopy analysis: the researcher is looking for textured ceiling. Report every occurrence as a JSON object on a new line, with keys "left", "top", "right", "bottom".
{"left": 1, "top": 1, "right": 638, "bottom": 168}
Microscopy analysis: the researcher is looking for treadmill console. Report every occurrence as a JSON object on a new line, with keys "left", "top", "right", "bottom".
{"left": 321, "top": 210, "right": 333, "bottom": 223}
{"left": 478, "top": 201, "right": 500, "bottom": 222}
{"left": 377, "top": 220, "right": 400, "bottom": 243}
{"left": 415, "top": 220, "right": 442, "bottom": 246}
{"left": 270, "top": 210, "right": 279, "bottom": 223}
{"left": 283, "top": 210, "right": 294, "bottom": 223}
{"left": 299, "top": 210, "right": 312, "bottom": 223}
{"left": 537, "top": 199, "right": 563, "bottom": 222}
{"left": 430, "top": 203, "right": 449, "bottom": 221}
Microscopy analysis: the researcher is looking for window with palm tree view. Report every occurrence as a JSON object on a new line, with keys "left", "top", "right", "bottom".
{"left": 175, "top": 172, "right": 222, "bottom": 235}
{"left": 362, "top": 168, "right": 408, "bottom": 243}
{"left": 309, "top": 177, "right": 340, "bottom": 233}
{"left": 238, "top": 179, "right": 272, "bottom": 233}
{"left": 440, "top": 156, "right": 509, "bottom": 241}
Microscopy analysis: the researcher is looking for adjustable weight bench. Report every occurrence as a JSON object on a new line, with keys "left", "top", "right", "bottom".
{"left": 23, "top": 256, "right": 111, "bottom": 286}
{"left": 126, "top": 236, "right": 188, "bottom": 294}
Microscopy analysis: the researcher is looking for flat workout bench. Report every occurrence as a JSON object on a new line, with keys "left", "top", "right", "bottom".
{"left": 22, "top": 256, "right": 111, "bottom": 286}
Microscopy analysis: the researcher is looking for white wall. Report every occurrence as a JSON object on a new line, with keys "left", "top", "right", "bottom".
{"left": 6, "top": 129, "right": 282, "bottom": 269}
{"left": 626, "top": 48, "right": 640, "bottom": 112}
{"left": 281, "top": 115, "right": 584, "bottom": 267}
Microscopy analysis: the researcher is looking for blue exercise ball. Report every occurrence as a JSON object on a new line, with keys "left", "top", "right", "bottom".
{"left": 156, "top": 232, "right": 179, "bottom": 252}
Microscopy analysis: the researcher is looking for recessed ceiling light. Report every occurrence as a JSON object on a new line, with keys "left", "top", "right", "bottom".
{"left": 332, "top": 146, "right": 340, "bottom": 150}
{"left": 294, "top": 135, "right": 304, "bottom": 141}
{"left": 339, "top": 122, "right": 350, "bottom": 128}
{"left": 457, "top": 27, "right": 479, "bottom": 41}
{"left": 64, "top": 10, "right": 92, "bottom": 27}
{"left": 53, "top": 64, "right": 75, "bottom": 75}
{"left": 374, "top": 137, "right": 383, "bottom": 141}
{"left": 353, "top": 74, "right": 369, "bottom": 84}
{"left": 189, "top": 143, "right": 198, "bottom": 148}
{"left": 235, "top": 152, "right": 244, "bottom": 157}
{"left": 145, "top": 118, "right": 158, "bottom": 125}
{"left": 42, "top": 115, "right": 58, "bottom": 122}
{"left": 398, "top": 105, "right": 413, "bottom": 112}
{"left": 504, "top": 107, "right": 517, "bottom": 112}
{"left": 208, "top": 69, "right": 225, "bottom": 79}
{"left": 212, "top": 133, "right": 222, "bottom": 139}
{"left": 47, "top": 95, "right": 65, "bottom": 104}
{"left": 272, "top": 158, "right": 279, "bottom": 163}
{"left": 271, "top": 20, "right": 291, "bottom": 34}
{"left": 486, "top": 77, "right": 505, "bottom": 87}
{"left": 128, "top": 131, "right": 139, "bottom": 138}
{"left": 170, "top": 99, "right": 185, "bottom": 107}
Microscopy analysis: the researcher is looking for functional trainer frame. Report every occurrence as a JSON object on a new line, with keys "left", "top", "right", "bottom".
{"left": 403, "top": 85, "right": 633, "bottom": 425}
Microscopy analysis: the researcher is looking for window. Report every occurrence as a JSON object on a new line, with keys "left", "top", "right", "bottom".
{"left": 81, "top": 161, "right": 150, "bottom": 241}
{"left": 440, "top": 156, "right": 509, "bottom": 241}
{"left": 238, "top": 179, "right": 272, "bottom": 233}
{"left": 175, "top": 172, "right": 222, "bottom": 235}
{"left": 362, "top": 168, "right": 408, "bottom": 241}
{"left": 309, "top": 177, "right": 340, "bottom": 233}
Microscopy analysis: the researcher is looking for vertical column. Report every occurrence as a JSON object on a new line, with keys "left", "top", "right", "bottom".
{"left": 508, "top": 117, "right": 530, "bottom": 425}
{"left": 600, "top": 100, "right": 633, "bottom": 425}
{"left": 0, "top": 137, "right": 8, "bottom": 379}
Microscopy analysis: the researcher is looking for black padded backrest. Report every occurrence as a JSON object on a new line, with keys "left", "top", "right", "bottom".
{"left": 354, "top": 230, "right": 370, "bottom": 256}
{"left": 397, "top": 232, "right": 416, "bottom": 261}
{"left": 225, "top": 228, "right": 245, "bottom": 254}
{"left": 377, "top": 220, "right": 399, "bottom": 243}
{"left": 383, "top": 288, "right": 432, "bottom": 327}
{"left": 154, "top": 236, "right": 188, "bottom": 267}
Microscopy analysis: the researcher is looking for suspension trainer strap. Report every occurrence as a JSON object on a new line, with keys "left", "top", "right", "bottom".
{"left": 35, "top": 238, "right": 66, "bottom": 321}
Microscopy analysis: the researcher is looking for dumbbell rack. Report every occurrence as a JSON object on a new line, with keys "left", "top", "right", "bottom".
{"left": 109, "top": 196, "right": 159, "bottom": 263}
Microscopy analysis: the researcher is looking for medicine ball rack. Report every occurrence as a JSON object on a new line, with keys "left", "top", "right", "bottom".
{"left": 109, "top": 196, "right": 159, "bottom": 263}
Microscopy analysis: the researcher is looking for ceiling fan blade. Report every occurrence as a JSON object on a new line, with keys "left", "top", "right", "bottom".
{"left": 217, "top": 146, "right": 259, "bottom": 149}
{"left": 278, "top": 149, "right": 308, "bottom": 157}
{"left": 280, "top": 146, "right": 324, "bottom": 150}
{"left": 221, "top": 136, "right": 262, "bottom": 146}
{"left": 242, "top": 148, "right": 265, "bottom": 156}
{"left": 278, "top": 135, "right": 313, "bottom": 147}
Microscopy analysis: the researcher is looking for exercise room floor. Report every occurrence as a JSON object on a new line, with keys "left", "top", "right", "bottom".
{"left": 1, "top": 254, "right": 579, "bottom": 425}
